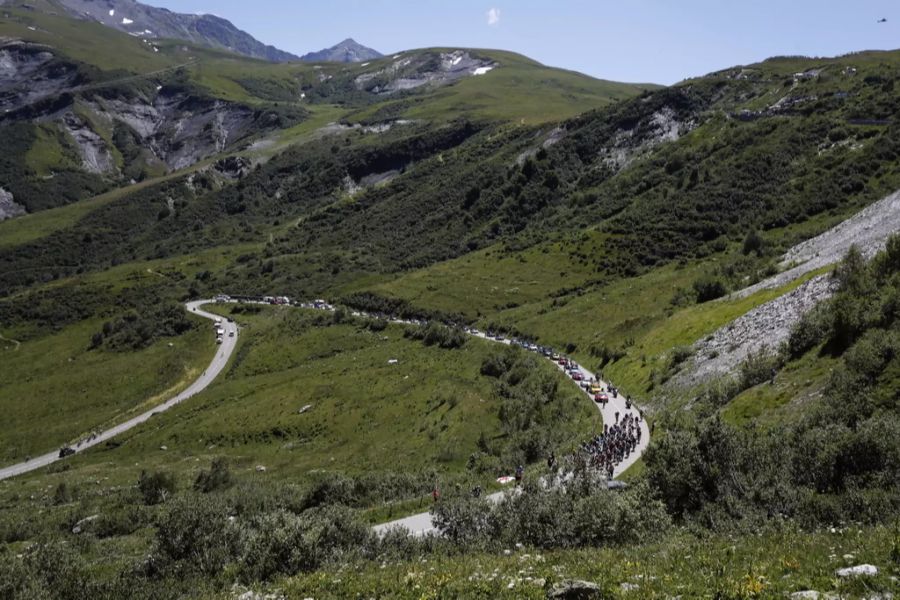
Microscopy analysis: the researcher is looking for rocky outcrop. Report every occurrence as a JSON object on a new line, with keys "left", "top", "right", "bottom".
{"left": 598, "top": 106, "right": 695, "bottom": 173}
{"left": 0, "top": 187, "right": 26, "bottom": 221}
{"left": 0, "top": 39, "right": 81, "bottom": 113}
{"left": 59, "top": 111, "right": 117, "bottom": 174}
{"left": 354, "top": 51, "right": 498, "bottom": 95}
{"left": 80, "top": 89, "right": 289, "bottom": 171}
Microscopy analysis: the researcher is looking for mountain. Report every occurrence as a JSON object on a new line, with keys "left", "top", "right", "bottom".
{"left": 301, "top": 37, "right": 382, "bottom": 63}
{"left": 3, "top": 0, "right": 301, "bottom": 61}
{"left": 2, "top": 5, "right": 900, "bottom": 596}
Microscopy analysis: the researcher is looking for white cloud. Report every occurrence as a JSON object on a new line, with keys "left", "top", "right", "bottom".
{"left": 486, "top": 7, "right": 500, "bottom": 26}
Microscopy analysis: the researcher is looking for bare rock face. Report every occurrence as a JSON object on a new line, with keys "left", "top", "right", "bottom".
{"left": 86, "top": 91, "right": 260, "bottom": 170}
{"left": 0, "top": 187, "right": 26, "bottom": 221}
{"left": 0, "top": 40, "right": 80, "bottom": 114}
{"left": 60, "top": 111, "right": 117, "bottom": 174}
{"left": 598, "top": 106, "right": 696, "bottom": 173}
{"left": 354, "top": 51, "right": 498, "bottom": 95}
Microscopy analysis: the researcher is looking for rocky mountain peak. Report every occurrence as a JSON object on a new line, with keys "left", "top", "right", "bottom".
{"left": 301, "top": 38, "right": 382, "bottom": 63}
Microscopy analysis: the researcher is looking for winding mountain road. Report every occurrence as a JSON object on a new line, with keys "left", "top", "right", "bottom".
{"left": 0, "top": 298, "right": 650, "bottom": 539}
{"left": 0, "top": 300, "right": 237, "bottom": 482}
{"left": 373, "top": 333, "right": 650, "bottom": 536}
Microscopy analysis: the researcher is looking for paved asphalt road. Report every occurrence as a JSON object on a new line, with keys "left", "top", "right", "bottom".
{"left": 372, "top": 331, "right": 651, "bottom": 537}
{"left": 0, "top": 300, "right": 236, "bottom": 481}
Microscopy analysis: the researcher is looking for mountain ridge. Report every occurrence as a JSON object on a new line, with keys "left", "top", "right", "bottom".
{"left": 1, "top": 0, "right": 301, "bottom": 62}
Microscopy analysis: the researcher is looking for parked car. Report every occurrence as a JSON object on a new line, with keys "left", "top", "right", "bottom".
{"left": 572, "top": 372, "right": 584, "bottom": 381}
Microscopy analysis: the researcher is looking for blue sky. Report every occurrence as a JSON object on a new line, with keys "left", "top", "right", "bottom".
{"left": 149, "top": 1, "right": 897, "bottom": 84}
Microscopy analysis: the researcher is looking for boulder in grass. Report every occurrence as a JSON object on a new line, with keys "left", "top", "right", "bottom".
{"left": 835, "top": 564, "right": 877, "bottom": 577}
{"left": 547, "top": 579, "right": 605, "bottom": 599}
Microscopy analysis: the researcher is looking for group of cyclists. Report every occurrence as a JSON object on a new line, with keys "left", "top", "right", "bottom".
{"left": 577, "top": 412, "right": 643, "bottom": 480}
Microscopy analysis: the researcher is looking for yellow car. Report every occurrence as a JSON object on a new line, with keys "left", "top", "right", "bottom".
{"left": 590, "top": 383, "right": 602, "bottom": 394}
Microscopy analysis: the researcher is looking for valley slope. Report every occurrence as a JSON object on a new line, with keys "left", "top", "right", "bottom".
{"left": 1, "top": 7, "right": 899, "bottom": 598}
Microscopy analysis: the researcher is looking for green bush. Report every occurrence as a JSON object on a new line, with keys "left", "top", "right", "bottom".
{"left": 139, "top": 470, "right": 177, "bottom": 505}
{"left": 194, "top": 458, "right": 233, "bottom": 494}
{"left": 693, "top": 276, "right": 728, "bottom": 303}
{"left": 404, "top": 322, "right": 467, "bottom": 349}
{"left": 155, "top": 495, "right": 238, "bottom": 575}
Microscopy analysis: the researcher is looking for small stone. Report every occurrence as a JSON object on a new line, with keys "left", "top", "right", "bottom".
{"left": 256, "top": 465, "right": 266, "bottom": 472}
{"left": 621, "top": 582, "right": 639, "bottom": 592}
{"left": 160, "top": 445, "right": 167, "bottom": 450}
{"left": 836, "top": 564, "right": 878, "bottom": 577}
{"left": 547, "top": 579, "right": 604, "bottom": 599}
{"left": 790, "top": 592, "right": 820, "bottom": 600}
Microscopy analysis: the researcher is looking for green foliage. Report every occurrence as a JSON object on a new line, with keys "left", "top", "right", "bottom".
{"left": 154, "top": 494, "right": 238, "bottom": 576}
{"left": 431, "top": 478, "right": 670, "bottom": 549}
{"left": 138, "top": 470, "right": 177, "bottom": 505}
{"left": 237, "top": 506, "right": 371, "bottom": 581}
{"left": 194, "top": 458, "right": 233, "bottom": 494}
{"left": 404, "top": 322, "right": 467, "bottom": 349}
{"left": 93, "top": 302, "right": 194, "bottom": 351}
{"left": 693, "top": 275, "right": 728, "bottom": 303}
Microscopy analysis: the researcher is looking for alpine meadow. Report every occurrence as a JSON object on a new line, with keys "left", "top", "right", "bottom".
{"left": 1, "top": 1, "right": 899, "bottom": 598}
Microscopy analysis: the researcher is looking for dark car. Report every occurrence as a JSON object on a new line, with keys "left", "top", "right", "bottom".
{"left": 58, "top": 446, "right": 76, "bottom": 458}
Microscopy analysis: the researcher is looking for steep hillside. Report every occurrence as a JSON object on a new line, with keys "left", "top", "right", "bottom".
{"left": 0, "top": 8, "right": 653, "bottom": 218}
{"left": 2, "top": 0, "right": 301, "bottom": 61}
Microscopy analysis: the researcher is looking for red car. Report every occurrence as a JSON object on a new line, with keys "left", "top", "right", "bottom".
{"left": 594, "top": 393, "right": 609, "bottom": 403}
{"left": 557, "top": 357, "right": 568, "bottom": 366}
{"left": 572, "top": 371, "right": 584, "bottom": 381}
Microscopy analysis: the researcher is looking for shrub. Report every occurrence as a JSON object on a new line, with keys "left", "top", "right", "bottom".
{"left": 693, "top": 276, "right": 728, "bottom": 303}
{"left": 738, "top": 348, "right": 780, "bottom": 389}
{"left": 52, "top": 482, "right": 73, "bottom": 506}
{"left": 787, "top": 304, "right": 829, "bottom": 358}
{"left": 155, "top": 495, "right": 238, "bottom": 575}
{"left": 194, "top": 458, "right": 233, "bottom": 494}
{"left": 430, "top": 489, "right": 491, "bottom": 545}
{"left": 742, "top": 230, "right": 765, "bottom": 256}
{"left": 404, "top": 322, "right": 466, "bottom": 349}
{"left": 139, "top": 470, "right": 177, "bottom": 505}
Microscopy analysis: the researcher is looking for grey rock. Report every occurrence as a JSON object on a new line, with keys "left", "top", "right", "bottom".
{"left": 0, "top": 187, "right": 26, "bottom": 221}
{"left": 547, "top": 579, "right": 604, "bottom": 599}
{"left": 836, "top": 564, "right": 878, "bottom": 577}
{"left": 790, "top": 592, "right": 820, "bottom": 600}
